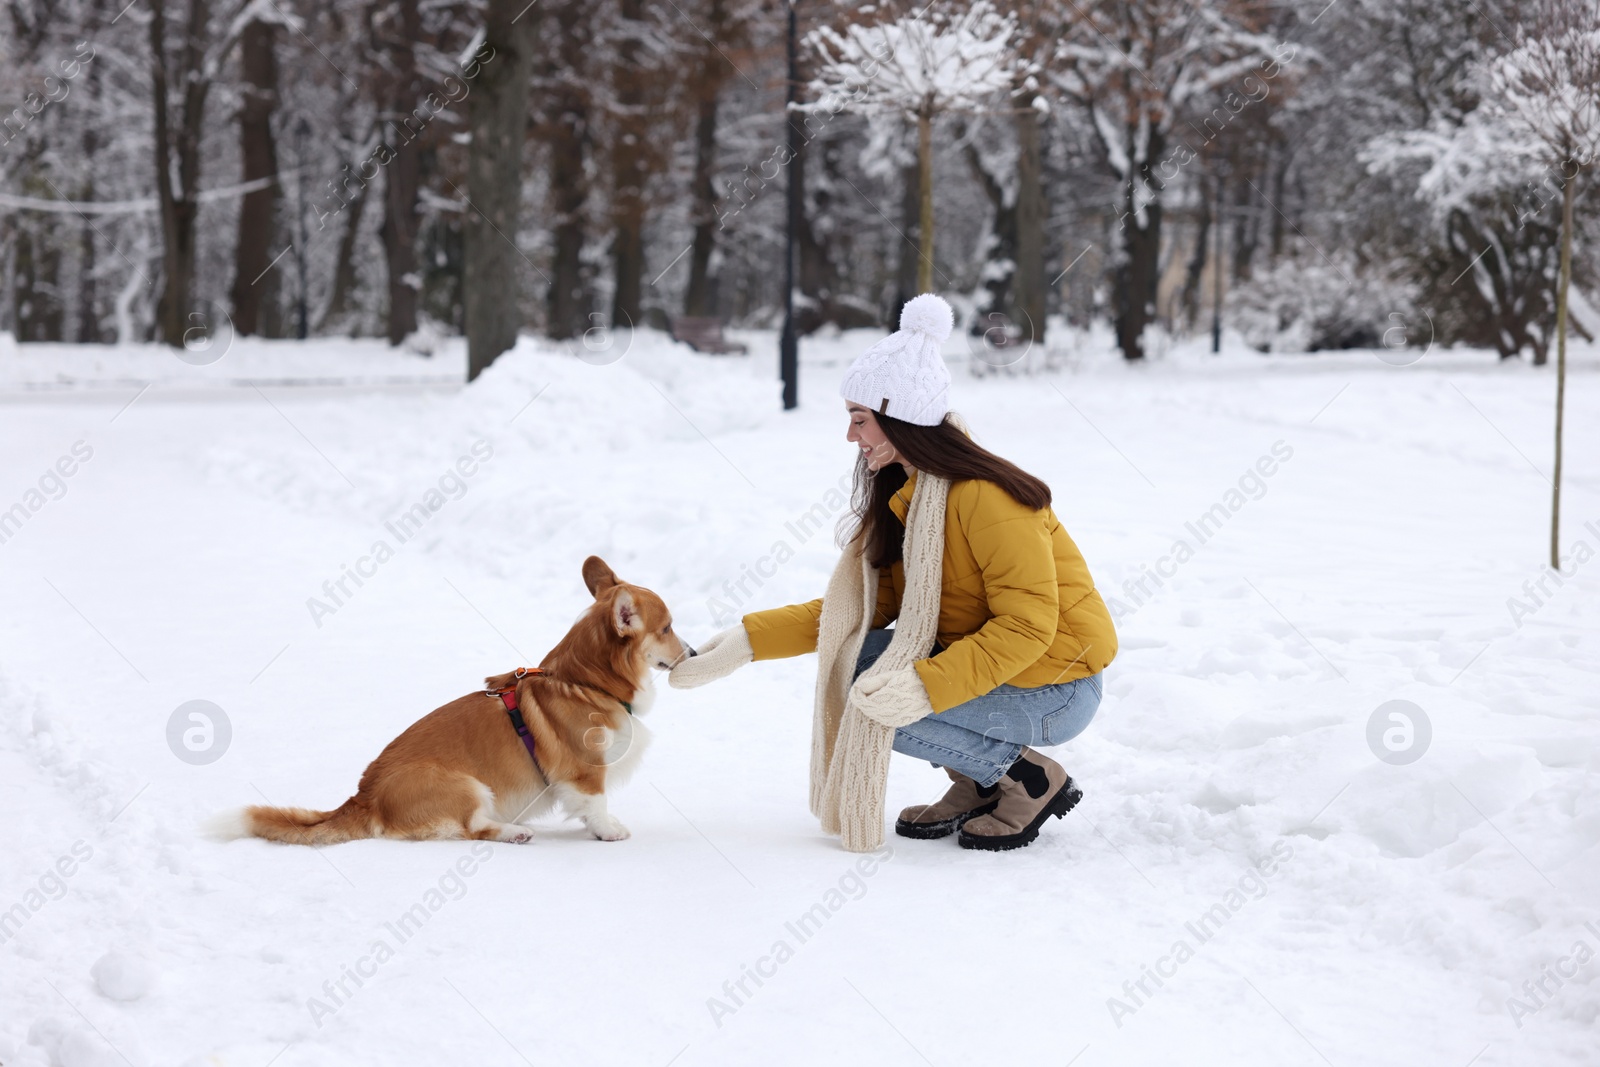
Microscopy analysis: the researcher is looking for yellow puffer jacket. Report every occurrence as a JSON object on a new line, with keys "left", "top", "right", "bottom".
{"left": 742, "top": 471, "right": 1117, "bottom": 712}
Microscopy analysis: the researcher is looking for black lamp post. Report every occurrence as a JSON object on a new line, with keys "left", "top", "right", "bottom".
{"left": 779, "top": 0, "right": 799, "bottom": 410}
{"left": 1211, "top": 164, "right": 1225, "bottom": 354}
{"left": 295, "top": 116, "right": 311, "bottom": 340}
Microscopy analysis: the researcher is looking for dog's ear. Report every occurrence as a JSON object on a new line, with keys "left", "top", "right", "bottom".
{"left": 610, "top": 589, "right": 644, "bottom": 636}
{"left": 582, "top": 555, "right": 619, "bottom": 596}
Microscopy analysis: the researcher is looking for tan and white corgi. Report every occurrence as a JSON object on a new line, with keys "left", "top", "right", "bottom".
{"left": 226, "top": 556, "right": 693, "bottom": 845}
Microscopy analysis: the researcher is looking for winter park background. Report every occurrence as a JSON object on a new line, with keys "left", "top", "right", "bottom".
{"left": 3, "top": 0, "right": 1600, "bottom": 1065}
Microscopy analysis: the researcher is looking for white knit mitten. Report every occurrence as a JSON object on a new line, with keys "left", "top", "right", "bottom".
{"left": 667, "top": 625, "right": 754, "bottom": 689}
{"left": 848, "top": 666, "right": 935, "bottom": 728}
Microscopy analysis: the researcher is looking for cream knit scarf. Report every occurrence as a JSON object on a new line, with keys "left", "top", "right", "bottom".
{"left": 809, "top": 470, "right": 950, "bottom": 852}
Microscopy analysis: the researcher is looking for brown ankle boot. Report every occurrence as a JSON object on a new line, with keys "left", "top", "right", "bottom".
{"left": 958, "top": 748, "right": 1082, "bottom": 851}
{"left": 895, "top": 767, "right": 1001, "bottom": 839}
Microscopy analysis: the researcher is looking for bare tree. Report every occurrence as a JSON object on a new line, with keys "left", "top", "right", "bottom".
{"left": 1485, "top": 0, "right": 1600, "bottom": 566}
{"left": 807, "top": 0, "right": 1020, "bottom": 294}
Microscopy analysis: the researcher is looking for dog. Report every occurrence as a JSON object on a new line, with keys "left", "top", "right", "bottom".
{"left": 226, "top": 556, "right": 693, "bottom": 845}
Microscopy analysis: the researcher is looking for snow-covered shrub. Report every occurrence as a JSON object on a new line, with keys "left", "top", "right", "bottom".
{"left": 1360, "top": 56, "right": 1584, "bottom": 362}
{"left": 1227, "top": 257, "right": 1418, "bottom": 353}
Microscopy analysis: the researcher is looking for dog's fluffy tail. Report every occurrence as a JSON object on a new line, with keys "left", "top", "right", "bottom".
{"left": 234, "top": 799, "right": 373, "bottom": 846}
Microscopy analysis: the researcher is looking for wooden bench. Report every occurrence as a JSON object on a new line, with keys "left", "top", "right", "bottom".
{"left": 669, "top": 315, "right": 748, "bottom": 355}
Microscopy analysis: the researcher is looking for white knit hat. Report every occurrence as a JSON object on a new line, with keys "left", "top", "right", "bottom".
{"left": 839, "top": 294, "right": 954, "bottom": 426}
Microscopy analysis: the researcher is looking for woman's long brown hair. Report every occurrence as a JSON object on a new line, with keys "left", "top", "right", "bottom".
{"left": 838, "top": 410, "right": 1052, "bottom": 568}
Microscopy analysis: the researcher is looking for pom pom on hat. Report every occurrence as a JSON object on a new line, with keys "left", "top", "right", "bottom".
{"left": 898, "top": 293, "right": 954, "bottom": 341}
{"left": 839, "top": 293, "right": 954, "bottom": 426}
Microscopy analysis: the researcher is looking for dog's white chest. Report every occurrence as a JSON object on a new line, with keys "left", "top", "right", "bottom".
{"left": 602, "top": 714, "right": 651, "bottom": 783}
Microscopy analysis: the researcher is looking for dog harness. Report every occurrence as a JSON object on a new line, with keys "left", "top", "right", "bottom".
{"left": 487, "top": 667, "right": 635, "bottom": 778}
{"left": 489, "top": 667, "right": 547, "bottom": 775}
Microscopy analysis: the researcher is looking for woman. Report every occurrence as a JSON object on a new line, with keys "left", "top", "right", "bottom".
{"left": 671, "top": 294, "right": 1116, "bottom": 852}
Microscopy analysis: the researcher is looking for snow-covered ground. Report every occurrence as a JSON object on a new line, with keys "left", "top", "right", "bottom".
{"left": 2, "top": 325, "right": 1597, "bottom": 1067}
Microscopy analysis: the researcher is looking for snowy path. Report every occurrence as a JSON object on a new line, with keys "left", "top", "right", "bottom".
{"left": 2, "top": 331, "right": 1597, "bottom": 1067}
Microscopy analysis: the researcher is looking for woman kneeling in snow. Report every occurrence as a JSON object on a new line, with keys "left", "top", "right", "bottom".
{"left": 670, "top": 294, "right": 1117, "bottom": 853}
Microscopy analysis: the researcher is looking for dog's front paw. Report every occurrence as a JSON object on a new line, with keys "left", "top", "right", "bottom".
{"left": 588, "top": 816, "right": 631, "bottom": 842}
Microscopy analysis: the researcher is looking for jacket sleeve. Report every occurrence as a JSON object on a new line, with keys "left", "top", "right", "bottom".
{"left": 743, "top": 599, "right": 821, "bottom": 659}
{"left": 744, "top": 569, "right": 900, "bottom": 660}
{"left": 913, "top": 485, "right": 1059, "bottom": 712}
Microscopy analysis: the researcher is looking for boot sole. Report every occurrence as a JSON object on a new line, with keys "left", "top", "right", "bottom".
{"left": 894, "top": 799, "right": 999, "bottom": 840}
{"left": 957, "top": 779, "right": 1082, "bottom": 851}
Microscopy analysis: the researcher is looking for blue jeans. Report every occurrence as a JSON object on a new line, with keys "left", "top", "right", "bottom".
{"left": 853, "top": 628, "right": 1103, "bottom": 788}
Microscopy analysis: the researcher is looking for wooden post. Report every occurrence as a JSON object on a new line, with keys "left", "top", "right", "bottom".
{"left": 780, "top": 0, "right": 799, "bottom": 410}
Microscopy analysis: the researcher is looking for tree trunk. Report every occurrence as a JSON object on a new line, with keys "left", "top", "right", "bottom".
{"left": 543, "top": 0, "right": 592, "bottom": 340}
{"left": 798, "top": 134, "right": 840, "bottom": 307}
{"left": 1013, "top": 99, "right": 1045, "bottom": 343}
{"left": 76, "top": 207, "right": 97, "bottom": 342}
{"left": 1114, "top": 126, "right": 1165, "bottom": 361}
{"left": 608, "top": 0, "right": 646, "bottom": 328}
{"left": 684, "top": 0, "right": 738, "bottom": 319}
{"left": 785, "top": 128, "right": 841, "bottom": 333}
{"left": 379, "top": 0, "right": 423, "bottom": 346}
{"left": 894, "top": 156, "right": 919, "bottom": 316}
{"left": 546, "top": 103, "right": 591, "bottom": 340}
{"left": 1268, "top": 144, "right": 1290, "bottom": 261}
{"left": 1180, "top": 173, "right": 1212, "bottom": 331}
{"left": 683, "top": 18, "right": 725, "bottom": 319}
{"left": 9, "top": 178, "right": 66, "bottom": 340}
{"left": 1231, "top": 161, "right": 1259, "bottom": 282}
{"left": 229, "top": 18, "right": 281, "bottom": 337}
{"left": 916, "top": 107, "right": 934, "bottom": 294}
{"left": 149, "top": 0, "right": 212, "bottom": 348}
{"left": 318, "top": 173, "right": 368, "bottom": 332}
{"left": 1551, "top": 166, "right": 1575, "bottom": 568}
{"left": 11, "top": 229, "right": 40, "bottom": 340}
{"left": 76, "top": 61, "right": 102, "bottom": 343}
{"left": 149, "top": 0, "right": 180, "bottom": 345}
{"left": 546, "top": 208, "right": 587, "bottom": 339}
{"left": 35, "top": 224, "right": 64, "bottom": 340}
{"left": 157, "top": 199, "right": 199, "bottom": 347}
{"left": 963, "top": 132, "right": 1017, "bottom": 332}
{"left": 381, "top": 142, "right": 420, "bottom": 345}
{"left": 610, "top": 217, "right": 643, "bottom": 328}
{"left": 464, "top": 2, "right": 533, "bottom": 381}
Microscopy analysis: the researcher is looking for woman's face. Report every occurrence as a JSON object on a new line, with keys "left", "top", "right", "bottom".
{"left": 846, "top": 403, "right": 902, "bottom": 472}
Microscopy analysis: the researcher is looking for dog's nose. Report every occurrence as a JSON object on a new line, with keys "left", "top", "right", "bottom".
{"left": 685, "top": 644, "right": 698, "bottom": 658}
